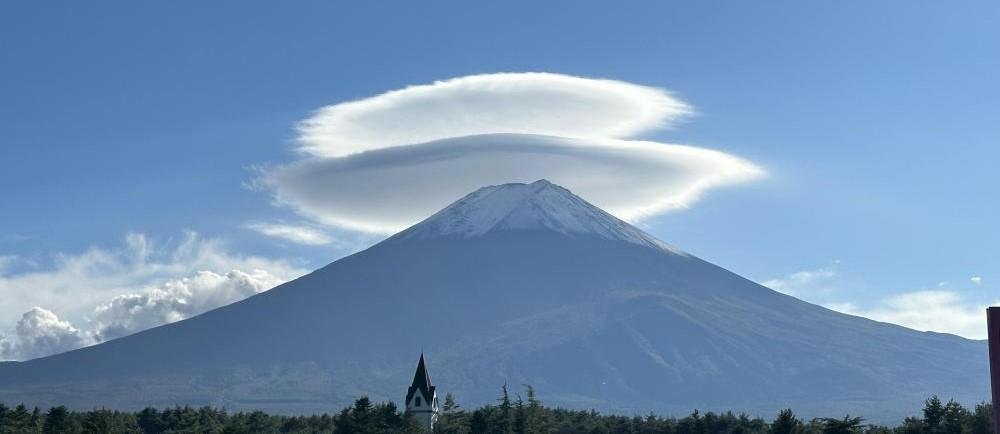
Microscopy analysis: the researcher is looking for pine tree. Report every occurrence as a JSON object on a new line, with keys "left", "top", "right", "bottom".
{"left": 941, "top": 399, "right": 967, "bottom": 434}
{"left": 923, "top": 396, "right": 945, "bottom": 432}
{"left": 6, "top": 404, "right": 33, "bottom": 433}
{"left": 965, "top": 402, "right": 994, "bottom": 434}
{"left": 899, "top": 416, "right": 927, "bottom": 434}
{"left": 816, "top": 415, "right": 864, "bottom": 434}
{"left": 772, "top": 408, "right": 801, "bottom": 434}
{"left": 494, "top": 384, "right": 513, "bottom": 434}
{"left": 136, "top": 407, "right": 164, "bottom": 434}
{"left": 513, "top": 393, "right": 526, "bottom": 434}
{"left": 42, "top": 406, "right": 75, "bottom": 434}
{"left": 523, "top": 385, "right": 552, "bottom": 434}
{"left": 435, "top": 393, "right": 470, "bottom": 434}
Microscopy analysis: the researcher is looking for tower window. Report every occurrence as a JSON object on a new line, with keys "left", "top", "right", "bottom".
{"left": 415, "top": 396, "right": 421, "bottom": 406}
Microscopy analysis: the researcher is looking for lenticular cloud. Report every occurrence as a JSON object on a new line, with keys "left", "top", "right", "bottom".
{"left": 262, "top": 72, "right": 764, "bottom": 234}
{"left": 297, "top": 72, "right": 692, "bottom": 158}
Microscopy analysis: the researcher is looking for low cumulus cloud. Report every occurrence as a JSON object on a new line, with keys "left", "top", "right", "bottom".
{"left": 0, "top": 307, "right": 94, "bottom": 361}
{"left": 91, "top": 269, "right": 286, "bottom": 341}
{"left": 0, "top": 232, "right": 306, "bottom": 361}
{"left": 259, "top": 72, "right": 764, "bottom": 234}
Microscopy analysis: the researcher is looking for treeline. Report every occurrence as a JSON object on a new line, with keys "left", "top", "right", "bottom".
{"left": 0, "top": 387, "right": 994, "bottom": 434}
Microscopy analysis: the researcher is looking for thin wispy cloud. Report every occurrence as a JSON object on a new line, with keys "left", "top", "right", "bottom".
{"left": 760, "top": 262, "right": 839, "bottom": 296}
{"left": 244, "top": 221, "right": 333, "bottom": 246}
{"left": 827, "top": 290, "right": 999, "bottom": 340}
{"left": 261, "top": 72, "right": 764, "bottom": 234}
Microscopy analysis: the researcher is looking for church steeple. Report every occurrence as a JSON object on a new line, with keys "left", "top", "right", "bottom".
{"left": 405, "top": 353, "right": 439, "bottom": 430}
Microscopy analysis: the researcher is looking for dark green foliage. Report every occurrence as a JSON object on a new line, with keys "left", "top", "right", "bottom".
{"left": 435, "top": 393, "right": 470, "bottom": 434}
{"left": 0, "top": 391, "right": 995, "bottom": 434}
{"left": 42, "top": 406, "right": 77, "bottom": 434}
{"left": 774, "top": 409, "right": 802, "bottom": 434}
{"left": 815, "top": 415, "right": 865, "bottom": 434}
{"left": 925, "top": 397, "right": 946, "bottom": 433}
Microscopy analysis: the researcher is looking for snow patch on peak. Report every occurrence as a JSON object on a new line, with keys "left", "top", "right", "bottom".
{"left": 393, "top": 180, "right": 684, "bottom": 253}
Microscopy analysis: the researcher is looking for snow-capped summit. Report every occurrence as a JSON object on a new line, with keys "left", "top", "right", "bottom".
{"left": 394, "top": 179, "right": 680, "bottom": 252}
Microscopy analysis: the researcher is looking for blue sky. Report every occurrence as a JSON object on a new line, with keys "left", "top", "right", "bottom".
{"left": 1, "top": 1, "right": 998, "bottom": 358}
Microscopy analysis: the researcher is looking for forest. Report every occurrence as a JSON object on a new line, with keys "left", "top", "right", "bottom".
{"left": 0, "top": 386, "right": 993, "bottom": 434}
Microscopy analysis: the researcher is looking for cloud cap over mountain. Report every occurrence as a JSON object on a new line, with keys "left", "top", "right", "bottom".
{"left": 264, "top": 134, "right": 762, "bottom": 233}
{"left": 261, "top": 73, "right": 764, "bottom": 233}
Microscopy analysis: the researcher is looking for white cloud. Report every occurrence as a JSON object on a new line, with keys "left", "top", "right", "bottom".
{"left": 297, "top": 72, "right": 692, "bottom": 158}
{"left": 827, "top": 290, "right": 999, "bottom": 339}
{"left": 259, "top": 73, "right": 763, "bottom": 234}
{"left": 761, "top": 265, "right": 838, "bottom": 296}
{"left": 244, "top": 221, "right": 333, "bottom": 246}
{"left": 971, "top": 276, "right": 982, "bottom": 285}
{"left": 0, "top": 307, "right": 95, "bottom": 361}
{"left": 0, "top": 232, "right": 307, "bottom": 360}
{"left": 91, "top": 269, "right": 286, "bottom": 341}
{"left": 264, "top": 133, "right": 763, "bottom": 234}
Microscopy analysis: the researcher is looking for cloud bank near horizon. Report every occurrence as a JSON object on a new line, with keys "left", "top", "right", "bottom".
{"left": 0, "top": 232, "right": 305, "bottom": 361}
{"left": 259, "top": 72, "right": 764, "bottom": 234}
{"left": 761, "top": 264, "right": 996, "bottom": 339}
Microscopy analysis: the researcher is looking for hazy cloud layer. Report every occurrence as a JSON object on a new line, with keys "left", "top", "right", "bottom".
{"left": 762, "top": 264, "right": 995, "bottom": 339}
{"left": 0, "top": 232, "right": 306, "bottom": 360}
{"left": 256, "top": 72, "right": 764, "bottom": 234}
{"left": 828, "top": 290, "right": 998, "bottom": 339}
{"left": 297, "top": 72, "right": 692, "bottom": 157}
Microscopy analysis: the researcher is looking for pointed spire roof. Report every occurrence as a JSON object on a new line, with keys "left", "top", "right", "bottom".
{"left": 406, "top": 353, "right": 436, "bottom": 405}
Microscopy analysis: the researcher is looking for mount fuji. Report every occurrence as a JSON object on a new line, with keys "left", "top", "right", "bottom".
{"left": 0, "top": 180, "right": 988, "bottom": 421}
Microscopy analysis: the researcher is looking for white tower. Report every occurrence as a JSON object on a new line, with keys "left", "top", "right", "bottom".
{"left": 405, "top": 353, "right": 439, "bottom": 430}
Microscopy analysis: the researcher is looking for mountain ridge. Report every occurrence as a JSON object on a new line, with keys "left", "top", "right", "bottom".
{"left": 0, "top": 181, "right": 987, "bottom": 422}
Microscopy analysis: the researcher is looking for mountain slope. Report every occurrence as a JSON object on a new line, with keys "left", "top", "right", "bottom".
{"left": 0, "top": 180, "right": 988, "bottom": 421}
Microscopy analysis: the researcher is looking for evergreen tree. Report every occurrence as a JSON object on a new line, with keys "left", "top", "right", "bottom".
{"left": 773, "top": 409, "right": 801, "bottom": 434}
{"left": 816, "top": 415, "right": 864, "bottom": 434}
{"left": 5, "top": 404, "right": 33, "bottom": 433}
{"left": 494, "top": 385, "right": 513, "bottom": 434}
{"left": 898, "top": 416, "right": 927, "bottom": 434}
{"left": 940, "top": 399, "right": 966, "bottom": 434}
{"left": 523, "top": 385, "right": 552, "bottom": 434}
{"left": 245, "top": 410, "right": 277, "bottom": 433}
{"left": 135, "top": 407, "right": 164, "bottom": 434}
{"left": 435, "top": 393, "right": 470, "bottom": 434}
{"left": 965, "top": 402, "right": 994, "bottom": 434}
{"left": 42, "top": 406, "right": 75, "bottom": 434}
{"left": 923, "top": 396, "right": 945, "bottom": 433}
{"left": 82, "top": 409, "right": 139, "bottom": 434}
